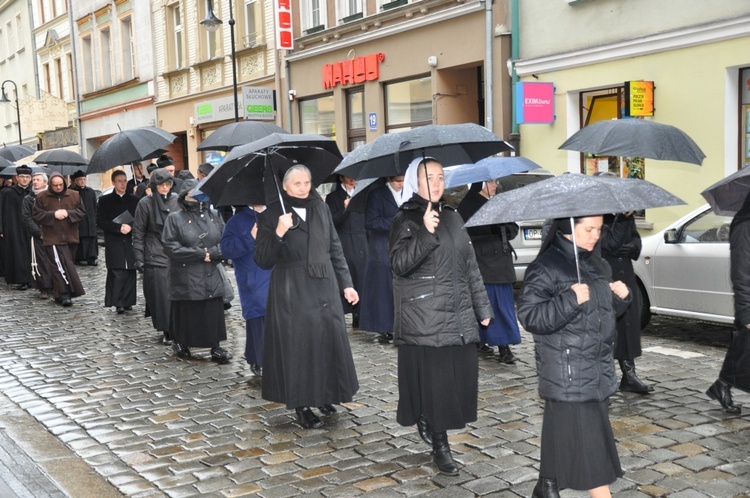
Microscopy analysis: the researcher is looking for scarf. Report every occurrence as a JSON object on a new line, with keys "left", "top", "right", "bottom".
{"left": 153, "top": 193, "right": 171, "bottom": 228}
{"left": 32, "top": 186, "right": 47, "bottom": 195}
{"left": 282, "top": 189, "right": 330, "bottom": 278}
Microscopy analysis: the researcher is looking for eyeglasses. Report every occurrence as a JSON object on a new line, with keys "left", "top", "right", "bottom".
{"left": 113, "top": 179, "right": 128, "bottom": 183}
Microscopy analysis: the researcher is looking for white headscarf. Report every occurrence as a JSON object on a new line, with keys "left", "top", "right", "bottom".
{"left": 401, "top": 156, "right": 437, "bottom": 204}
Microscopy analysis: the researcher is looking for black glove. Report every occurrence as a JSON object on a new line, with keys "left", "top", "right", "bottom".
{"left": 207, "top": 245, "right": 223, "bottom": 262}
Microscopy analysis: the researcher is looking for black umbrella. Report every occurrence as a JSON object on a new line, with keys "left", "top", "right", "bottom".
{"left": 196, "top": 121, "right": 288, "bottom": 152}
{"left": 87, "top": 126, "right": 177, "bottom": 174}
{"left": 196, "top": 133, "right": 342, "bottom": 209}
{"left": 0, "top": 164, "right": 52, "bottom": 177}
{"left": 0, "top": 144, "right": 35, "bottom": 162}
{"left": 34, "top": 150, "right": 89, "bottom": 176}
{"left": 333, "top": 123, "right": 514, "bottom": 180}
{"left": 701, "top": 166, "right": 750, "bottom": 216}
{"left": 559, "top": 119, "right": 705, "bottom": 166}
{"left": 346, "top": 177, "right": 384, "bottom": 213}
{"left": 0, "top": 156, "right": 12, "bottom": 169}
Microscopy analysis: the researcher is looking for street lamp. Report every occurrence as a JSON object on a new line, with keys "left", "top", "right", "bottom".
{"left": 0, "top": 80, "right": 22, "bottom": 145}
{"left": 201, "top": 0, "right": 239, "bottom": 123}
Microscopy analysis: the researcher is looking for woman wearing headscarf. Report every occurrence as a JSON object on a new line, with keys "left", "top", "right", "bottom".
{"left": 254, "top": 165, "right": 359, "bottom": 430}
{"left": 359, "top": 175, "right": 405, "bottom": 344}
{"left": 457, "top": 180, "right": 522, "bottom": 364}
{"left": 517, "top": 216, "right": 630, "bottom": 498}
{"left": 161, "top": 179, "right": 231, "bottom": 364}
{"left": 389, "top": 157, "right": 492, "bottom": 476}
{"left": 133, "top": 168, "right": 178, "bottom": 344}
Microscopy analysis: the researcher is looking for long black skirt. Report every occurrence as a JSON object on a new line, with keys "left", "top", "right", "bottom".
{"left": 397, "top": 343, "right": 478, "bottom": 433}
{"left": 540, "top": 400, "right": 623, "bottom": 491}
{"left": 104, "top": 269, "right": 137, "bottom": 308}
{"left": 75, "top": 236, "right": 98, "bottom": 262}
{"left": 143, "top": 266, "right": 170, "bottom": 333}
{"left": 170, "top": 297, "right": 227, "bottom": 348}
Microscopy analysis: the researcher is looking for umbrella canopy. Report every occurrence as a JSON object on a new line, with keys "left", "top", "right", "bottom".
{"left": 559, "top": 119, "right": 705, "bottom": 166}
{"left": 465, "top": 174, "right": 685, "bottom": 227}
{"left": 346, "top": 177, "right": 384, "bottom": 213}
{"left": 0, "top": 156, "right": 12, "bottom": 169}
{"left": 445, "top": 156, "right": 542, "bottom": 189}
{"left": 197, "top": 133, "right": 342, "bottom": 208}
{"left": 0, "top": 164, "right": 52, "bottom": 178}
{"left": 87, "top": 126, "right": 177, "bottom": 174}
{"left": 34, "top": 150, "right": 89, "bottom": 176}
{"left": 701, "top": 166, "right": 750, "bottom": 216}
{"left": 196, "top": 121, "right": 289, "bottom": 152}
{"left": 333, "top": 123, "right": 514, "bottom": 180}
{"left": 0, "top": 144, "right": 35, "bottom": 162}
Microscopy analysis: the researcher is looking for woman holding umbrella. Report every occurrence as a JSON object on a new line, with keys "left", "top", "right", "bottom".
{"left": 517, "top": 216, "right": 630, "bottom": 498}
{"left": 389, "top": 157, "right": 492, "bottom": 476}
{"left": 254, "top": 165, "right": 359, "bottom": 429}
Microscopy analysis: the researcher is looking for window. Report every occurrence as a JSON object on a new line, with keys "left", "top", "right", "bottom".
{"left": 55, "top": 58, "right": 63, "bottom": 98}
{"left": 0, "top": 28, "right": 4, "bottom": 60}
{"left": 347, "top": 89, "right": 365, "bottom": 151}
{"left": 15, "top": 14, "right": 22, "bottom": 51}
{"left": 167, "top": 4, "right": 184, "bottom": 69}
{"left": 385, "top": 76, "right": 432, "bottom": 133}
{"left": 100, "top": 26, "right": 113, "bottom": 87}
{"left": 81, "top": 34, "right": 94, "bottom": 91}
{"left": 197, "top": 0, "right": 219, "bottom": 59}
{"left": 301, "top": 0, "right": 325, "bottom": 31}
{"left": 67, "top": 53, "right": 74, "bottom": 100}
{"left": 678, "top": 210, "right": 733, "bottom": 244}
{"left": 337, "top": 0, "right": 363, "bottom": 21}
{"left": 43, "top": 62, "right": 51, "bottom": 93}
{"left": 120, "top": 15, "right": 135, "bottom": 80}
{"left": 300, "top": 94, "right": 335, "bottom": 137}
{"left": 39, "top": 0, "right": 47, "bottom": 24}
{"left": 7, "top": 21, "right": 14, "bottom": 54}
{"left": 741, "top": 66, "right": 750, "bottom": 170}
{"left": 244, "top": 0, "right": 258, "bottom": 47}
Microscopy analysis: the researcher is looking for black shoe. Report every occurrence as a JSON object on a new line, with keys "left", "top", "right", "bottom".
{"left": 295, "top": 407, "right": 323, "bottom": 429}
{"left": 172, "top": 342, "right": 191, "bottom": 358}
{"left": 61, "top": 298, "right": 72, "bottom": 307}
{"left": 476, "top": 343, "right": 494, "bottom": 354}
{"left": 162, "top": 332, "right": 173, "bottom": 346}
{"left": 318, "top": 404, "right": 336, "bottom": 416}
{"left": 431, "top": 431, "right": 459, "bottom": 476}
{"left": 619, "top": 360, "right": 654, "bottom": 394}
{"left": 116, "top": 307, "right": 125, "bottom": 314}
{"left": 88, "top": 260, "right": 98, "bottom": 266}
{"left": 377, "top": 333, "right": 393, "bottom": 344}
{"left": 223, "top": 302, "right": 232, "bottom": 311}
{"left": 706, "top": 379, "right": 741, "bottom": 413}
{"left": 124, "top": 306, "right": 133, "bottom": 311}
{"left": 75, "top": 260, "right": 87, "bottom": 266}
{"left": 416, "top": 415, "right": 432, "bottom": 445}
{"left": 249, "top": 363, "right": 262, "bottom": 376}
{"left": 211, "top": 347, "right": 232, "bottom": 364}
{"left": 497, "top": 345, "right": 517, "bottom": 364}
{"left": 15, "top": 283, "right": 29, "bottom": 291}
{"left": 532, "top": 476, "right": 561, "bottom": 498}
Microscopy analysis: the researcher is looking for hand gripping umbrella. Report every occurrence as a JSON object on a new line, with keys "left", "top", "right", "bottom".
{"left": 465, "top": 174, "right": 685, "bottom": 282}
{"left": 196, "top": 121, "right": 289, "bottom": 152}
{"left": 87, "top": 126, "right": 177, "bottom": 174}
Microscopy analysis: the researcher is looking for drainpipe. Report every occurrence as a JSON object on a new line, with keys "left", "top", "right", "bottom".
{"left": 508, "top": 0, "right": 520, "bottom": 153}
{"left": 67, "top": 0, "right": 83, "bottom": 155}
{"left": 285, "top": 59, "right": 292, "bottom": 131}
{"left": 27, "top": 0, "right": 40, "bottom": 100}
{"left": 484, "top": 0, "right": 493, "bottom": 133}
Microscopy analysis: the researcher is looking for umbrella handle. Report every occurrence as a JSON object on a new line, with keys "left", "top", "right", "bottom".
{"left": 268, "top": 155, "right": 299, "bottom": 230}
{"left": 569, "top": 216, "right": 581, "bottom": 284}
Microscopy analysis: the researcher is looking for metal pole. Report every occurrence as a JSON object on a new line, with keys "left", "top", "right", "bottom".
{"left": 1, "top": 80, "right": 22, "bottom": 145}
{"left": 228, "top": 0, "right": 239, "bottom": 122}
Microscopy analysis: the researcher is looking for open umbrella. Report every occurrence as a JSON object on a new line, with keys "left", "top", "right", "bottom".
{"left": 445, "top": 156, "right": 542, "bottom": 189}
{"left": 0, "top": 144, "right": 35, "bottom": 162}
{"left": 701, "top": 166, "right": 750, "bottom": 216}
{"left": 0, "top": 156, "right": 12, "bottom": 169}
{"left": 333, "top": 123, "right": 514, "bottom": 180}
{"left": 196, "top": 133, "right": 342, "bottom": 209}
{"left": 0, "top": 164, "right": 52, "bottom": 177}
{"left": 34, "top": 150, "right": 89, "bottom": 176}
{"left": 559, "top": 119, "right": 705, "bottom": 166}
{"left": 87, "top": 126, "right": 177, "bottom": 174}
{"left": 196, "top": 121, "right": 288, "bottom": 152}
{"left": 345, "top": 177, "right": 384, "bottom": 213}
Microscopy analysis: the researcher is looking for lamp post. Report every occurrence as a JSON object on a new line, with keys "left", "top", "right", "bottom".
{"left": 0, "top": 80, "right": 22, "bottom": 145}
{"left": 201, "top": 0, "right": 240, "bottom": 123}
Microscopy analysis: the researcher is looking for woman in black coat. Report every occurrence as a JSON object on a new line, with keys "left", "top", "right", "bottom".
{"left": 255, "top": 165, "right": 359, "bottom": 430}
{"left": 359, "top": 176, "right": 404, "bottom": 343}
{"left": 517, "top": 216, "right": 630, "bottom": 498}
{"left": 390, "top": 158, "right": 492, "bottom": 476}
{"left": 161, "top": 179, "right": 231, "bottom": 364}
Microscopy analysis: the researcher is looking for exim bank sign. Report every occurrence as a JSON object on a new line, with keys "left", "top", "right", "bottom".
{"left": 194, "top": 86, "right": 275, "bottom": 125}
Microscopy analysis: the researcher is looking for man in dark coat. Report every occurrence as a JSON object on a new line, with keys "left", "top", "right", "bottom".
{"left": 325, "top": 175, "right": 368, "bottom": 327}
{"left": 126, "top": 163, "right": 148, "bottom": 195}
{"left": 21, "top": 172, "right": 53, "bottom": 299}
{"left": 32, "top": 172, "right": 86, "bottom": 306}
{"left": 135, "top": 163, "right": 158, "bottom": 199}
{"left": 0, "top": 165, "right": 33, "bottom": 289}
{"left": 157, "top": 155, "right": 183, "bottom": 195}
{"left": 96, "top": 170, "right": 139, "bottom": 314}
{"left": 69, "top": 170, "right": 99, "bottom": 265}
{"left": 706, "top": 192, "right": 750, "bottom": 414}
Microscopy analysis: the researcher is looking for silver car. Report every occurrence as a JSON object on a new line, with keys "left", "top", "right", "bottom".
{"left": 633, "top": 204, "right": 734, "bottom": 328}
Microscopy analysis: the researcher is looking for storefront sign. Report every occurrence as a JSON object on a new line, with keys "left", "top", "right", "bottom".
{"left": 243, "top": 86, "right": 275, "bottom": 121}
{"left": 195, "top": 96, "right": 238, "bottom": 125}
{"left": 515, "top": 82, "right": 554, "bottom": 124}
{"left": 323, "top": 53, "right": 385, "bottom": 89}
{"left": 625, "top": 81, "right": 654, "bottom": 117}
{"left": 274, "top": 0, "right": 293, "bottom": 50}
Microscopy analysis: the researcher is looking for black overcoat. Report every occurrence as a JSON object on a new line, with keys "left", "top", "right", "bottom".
{"left": 96, "top": 192, "right": 139, "bottom": 269}
{"left": 359, "top": 183, "right": 399, "bottom": 333}
{"left": 69, "top": 185, "right": 98, "bottom": 238}
{"left": 254, "top": 199, "right": 359, "bottom": 409}
{"left": 0, "top": 184, "right": 32, "bottom": 284}
{"left": 133, "top": 193, "right": 178, "bottom": 268}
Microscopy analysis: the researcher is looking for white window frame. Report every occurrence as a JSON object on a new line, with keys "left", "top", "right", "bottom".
{"left": 336, "top": 0, "right": 364, "bottom": 21}
{"left": 173, "top": 4, "right": 184, "bottom": 69}
{"left": 119, "top": 14, "right": 136, "bottom": 80}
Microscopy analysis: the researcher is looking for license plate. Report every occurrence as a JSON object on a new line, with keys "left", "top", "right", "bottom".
{"left": 524, "top": 228, "right": 542, "bottom": 240}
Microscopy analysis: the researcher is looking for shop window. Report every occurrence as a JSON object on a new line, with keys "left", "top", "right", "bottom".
{"left": 300, "top": 94, "right": 335, "bottom": 137}
{"left": 347, "top": 89, "right": 365, "bottom": 151}
{"left": 740, "top": 66, "right": 750, "bottom": 170}
{"left": 385, "top": 76, "right": 432, "bottom": 133}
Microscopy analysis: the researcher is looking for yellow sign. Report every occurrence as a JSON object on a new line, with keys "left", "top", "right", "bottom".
{"left": 626, "top": 81, "right": 654, "bottom": 117}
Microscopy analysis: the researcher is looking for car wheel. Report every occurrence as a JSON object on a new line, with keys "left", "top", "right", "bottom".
{"left": 636, "top": 280, "right": 651, "bottom": 330}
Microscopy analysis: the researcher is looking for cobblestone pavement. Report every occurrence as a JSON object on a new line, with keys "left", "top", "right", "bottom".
{"left": 0, "top": 262, "right": 749, "bottom": 497}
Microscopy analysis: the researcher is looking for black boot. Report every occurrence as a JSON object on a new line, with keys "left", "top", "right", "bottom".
{"left": 497, "top": 345, "right": 518, "bottom": 364}
{"left": 416, "top": 415, "right": 432, "bottom": 445}
{"left": 431, "top": 431, "right": 459, "bottom": 476}
{"left": 531, "top": 476, "right": 561, "bottom": 498}
{"left": 706, "top": 379, "right": 741, "bottom": 414}
{"left": 619, "top": 359, "right": 654, "bottom": 394}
